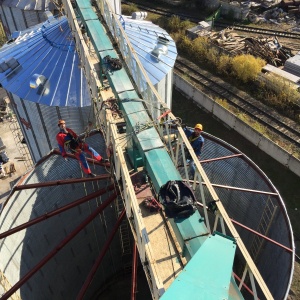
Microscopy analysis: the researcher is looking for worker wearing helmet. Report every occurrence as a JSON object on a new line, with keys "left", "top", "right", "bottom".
{"left": 183, "top": 123, "right": 204, "bottom": 179}
{"left": 56, "top": 119, "right": 105, "bottom": 177}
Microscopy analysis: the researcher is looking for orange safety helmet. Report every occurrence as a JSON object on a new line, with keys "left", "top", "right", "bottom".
{"left": 58, "top": 119, "right": 66, "bottom": 126}
{"left": 194, "top": 123, "right": 203, "bottom": 131}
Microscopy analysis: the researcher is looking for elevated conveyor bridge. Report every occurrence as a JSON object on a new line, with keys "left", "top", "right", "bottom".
{"left": 60, "top": 0, "right": 275, "bottom": 299}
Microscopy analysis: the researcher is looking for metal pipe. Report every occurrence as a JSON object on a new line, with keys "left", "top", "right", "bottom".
{"left": 131, "top": 241, "right": 138, "bottom": 300}
{"left": 14, "top": 174, "right": 111, "bottom": 190}
{"left": 0, "top": 185, "right": 115, "bottom": 239}
{"left": 0, "top": 192, "right": 118, "bottom": 300}
{"left": 76, "top": 209, "right": 126, "bottom": 300}
{"left": 200, "top": 153, "right": 243, "bottom": 164}
{"left": 231, "top": 219, "right": 293, "bottom": 253}
{"left": 233, "top": 273, "right": 259, "bottom": 298}
{"left": 196, "top": 201, "right": 293, "bottom": 253}
{"left": 200, "top": 182, "right": 278, "bottom": 196}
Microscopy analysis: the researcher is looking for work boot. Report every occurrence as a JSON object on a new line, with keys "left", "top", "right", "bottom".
{"left": 88, "top": 173, "right": 97, "bottom": 178}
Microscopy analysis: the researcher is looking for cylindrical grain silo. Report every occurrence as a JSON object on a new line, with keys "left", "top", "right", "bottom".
{"left": 0, "top": 132, "right": 132, "bottom": 300}
{"left": 0, "top": 0, "right": 58, "bottom": 40}
{"left": 120, "top": 15, "right": 177, "bottom": 111}
{"left": 0, "top": 16, "right": 93, "bottom": 163}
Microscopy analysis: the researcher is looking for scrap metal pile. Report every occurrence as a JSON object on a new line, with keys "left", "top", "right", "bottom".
{"left": 209, "top": 28, "right": 292, "bottom": 65}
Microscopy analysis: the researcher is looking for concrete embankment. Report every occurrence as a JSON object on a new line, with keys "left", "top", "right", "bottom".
{"left": 173, "top": 73, "right": 300, "bottom": 178}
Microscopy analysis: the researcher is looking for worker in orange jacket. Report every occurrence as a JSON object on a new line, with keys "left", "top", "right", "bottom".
{"left": 56, "top": 119, "right": 105, "bottom": 177}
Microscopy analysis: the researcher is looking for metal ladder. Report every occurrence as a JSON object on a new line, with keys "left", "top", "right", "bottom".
{"left": 250, "top": 196, "right": 278, "bottom": 261}
{"left": 115, "top": 195, "right": 132, "bottom": 273}
{"left": 8, "top": 119, "right": 33, "bottom": 171}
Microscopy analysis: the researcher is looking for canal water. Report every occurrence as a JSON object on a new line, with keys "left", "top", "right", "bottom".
{"left": 171, "top": 88, "right": 300, "bottom": 246}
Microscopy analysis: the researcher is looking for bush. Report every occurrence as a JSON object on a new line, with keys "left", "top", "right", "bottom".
{"left": 166, "top": 15, "right": 193, "bottom": 33}
{"left": 193, "top": 37, "right": 210, "bottom": 61}
{"left": 177, "top": 35, "right": 194, "bottom": 57}
{"left": 217, "top": 55, "right": 232, "bottom": 75}
{"left": 121, "top": 4, "right": 139, "bottom": 16}
{"left": 232, "top": 54, "right": 266, "bottom": 83}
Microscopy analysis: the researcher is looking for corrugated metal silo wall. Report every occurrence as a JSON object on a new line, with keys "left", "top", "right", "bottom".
{"left": 156, "top": 69, "right": 173, "bottom": 109}
{"left": 0, "top": 5, "right": 49, "bottom": 39}
{"left": 0, "top": 133, "right": 124, "bottom": 300}
{"left": 108, "top": 0, "right": 121, "bottom": 15}
{"left": 190, "top": 137, "right": 293, "bottom": 300}
{"left": 11, "top": 93, "right": 93, "bottom": 163}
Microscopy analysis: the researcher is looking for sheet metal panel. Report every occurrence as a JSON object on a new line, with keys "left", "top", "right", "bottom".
{"left": 161, "top": 233, "right": 239, "bottom": 300}
{"left": 0, "top": 136, "right": 120, "bottom": 299}
{"left": 121, "top": 15, "right": 177, "bottom": 106}
{"left": 25, "top": 10, "right": 46, "bottom": 28}
{"left": 86, "top": 20, "right": 114, "bottom": 52}
{"left": 22, "top": 99, "right": 52, "bottom": 157}
{"left": 11, "top": 93, "right": 92, "bottom": 163}
{"left": 10, "top": 7, "right": 27, "bottom": 31}
{"left": 12, "top": 94, "right": 41, "bottom": 162}
{"left": 1, "top": 0, "right": 56, "bottom": 11}
{"left": 0, "top": 5, "right": 10, "bottom": 37}
{"left": 0, "top": 16, "right": 91, "bottom": 107}
{"left": 145, "top": 148, "right": 181, "bottom": 192}
{"left": 2, "top": 6, "right": 17, "bottom": 34}
{"left": 122, "top": 16, "right": 177, "bottom": 87}
{"left": 58, "top": 105, "right": 92, "bottom": 136}
{"left": 0, "top": 5, "right": 49, "bottom": 38}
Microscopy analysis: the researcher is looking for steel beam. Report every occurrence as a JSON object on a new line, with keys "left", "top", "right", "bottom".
{"left": 131, "top": 241, "right": 138, "bottom": 300}
{"left": 76, "top": 209, "right": 126, "bottom": 300}
{"left": 233, "top": 273, "right": 257, "bottom": 297}
{"left": 0, "top": 192, "right": 118, "bottom": 300}
{"left": 231, "top": 219, "right": 293, "bottom": 253}
{"left": 0, "top": 185, "right": 115, "bottom": 240}
{"left": 201, "top": 182, "right": 278, "bottom": 196}
{"left": 200, "top": 153, "right": 243, "bottom": 164}
{"left": 196, "top": 201, "right": 293, "bottom": 253}
{"left": 13, "top": 174, "right": 111, "bottom": 190}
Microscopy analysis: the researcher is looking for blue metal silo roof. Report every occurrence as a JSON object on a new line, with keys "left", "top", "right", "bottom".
{"left": 0, "top": 16, "right": 91, "bottom": 107}
{"left": 121, "top": 16, "right": 177, "bottom": 86}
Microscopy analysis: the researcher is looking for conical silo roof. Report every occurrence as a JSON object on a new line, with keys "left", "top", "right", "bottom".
{"left": 0, "top": 16, "right": 91, "bottom": 107}
{"left": 121, "top": 15, "right": 177, "bottom": 86}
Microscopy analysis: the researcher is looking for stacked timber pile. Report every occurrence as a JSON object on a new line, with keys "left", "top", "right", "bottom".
{"left": 209, "top": 28, "right": 292, "bottom": 65}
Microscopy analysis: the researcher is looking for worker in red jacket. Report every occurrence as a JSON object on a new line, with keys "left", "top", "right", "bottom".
{"left": 56, "top": 119, "right": 104, "bottom": 177}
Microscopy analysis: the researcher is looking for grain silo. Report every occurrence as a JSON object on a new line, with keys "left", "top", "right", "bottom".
{"left": 0, "top": 16, "right": 93, "bottom": 163}
{"left": 0, "top": 0, "right": 59, "bottom": 40}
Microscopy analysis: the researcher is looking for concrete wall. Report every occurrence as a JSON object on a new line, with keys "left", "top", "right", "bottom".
{"left": 173, "top": 73, "right": 300, "bottom": 178}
